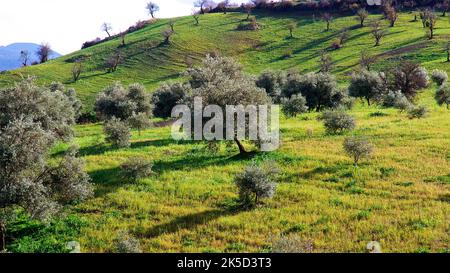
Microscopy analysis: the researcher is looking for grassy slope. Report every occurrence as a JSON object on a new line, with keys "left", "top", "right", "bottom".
{"left": 3, "top": 11, "right": 450, "bottom": 253}
{"left": 1, "top": 11, "right": 449, "bottom": 108}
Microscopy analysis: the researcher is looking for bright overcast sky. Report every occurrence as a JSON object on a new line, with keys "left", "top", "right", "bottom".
{"left": 0, "top": 0, "right": 248, "bottom": 54}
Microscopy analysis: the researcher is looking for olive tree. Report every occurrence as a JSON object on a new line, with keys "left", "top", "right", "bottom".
{"left": 234, "top": 161, "right": 279, "bottom": 206}
{"left": 281, "top": 94, "right": 308, "bottom": 117}
{"left": 392, "top": 61, "right": 429, "bottom": 100}
{"left": 322, "top": 13, "right": 333, "bottom": 31}
{"left": 343, "top": 137, "right": 374, "bottom": 165}
{"left": 95, "top": 82, "right": 152, "bottom": 121}
{"left": 431, "top": 69, "right": 448, "bottom": 86}
{"left": 435, "top": 84, "right": 450, "bottom": 109}
{"left": 370, "top": 20, "right": 386, "bottom": 46}
{"left": 36, "top": 43, "right": 52, "bottom": 64}
{"left": 183, "top": 55, "right": 271, "bottom": 154}
{"left": 49, "top": 82, "right": 83, "bottom": 119}
{"left": 0, "top": 79, "right": 93, "bottom": 251}
{"left": 128, "top": 112, "right": 153, "bottom": 135}
{"left": 321, "top": 110, "right": 356, "bottom": 135}
{"left": 104, "top": 117, "right": 131, "bottom": 148}
{"left": 282, "top": 72, "right": 348, "bottom": 111}
{"left": 255, "top": 70, "right": 286, "bottom": 101}
{"left": 356, "top": 8, "right": 369, "bottom": 27}
{"left": 348, "top": 70, "right": 386, "bottom": 106}
{"left": 146, "top": 2, "right": 160, "bottom": 18}
{"left": 152, "top": 82, "right": 188, "bottom": 118}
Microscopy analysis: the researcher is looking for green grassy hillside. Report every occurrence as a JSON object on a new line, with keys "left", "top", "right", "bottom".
{"left": 1, "top": 11, "right": 449, "bottom": 110}
{"left": 3, "top": 11, "right": 450, "bottom": 253}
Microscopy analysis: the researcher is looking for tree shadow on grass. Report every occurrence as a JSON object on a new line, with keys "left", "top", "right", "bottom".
{"left": 88, "top": 167, "right": 123, "bottom": 197}
{"left": 298, "top": 162, "right": 356, "bottom": 179}
{"left": 141, "top": 206, "right": 242, "bottom": 239}
{"left": 152, "top": 151, "right": 257, "bottom": 173}
{"left": 73, "top": 138, "right": 191, "bottom": 157}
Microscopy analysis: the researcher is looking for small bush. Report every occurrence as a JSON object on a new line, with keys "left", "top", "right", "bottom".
{"left": 237, "top": 17, "right": 260, "bottom": 31}
{"left": 120, "top": 157, "right": 154, "bottom": 182}
{"left": 321, "top": 111, "right": 356, "bottom": 135}
{"left": 114, "top": 231, "right": 142, "bottom": 253}
{"left": 281, "top": 94, "right": 308, "bottom": 117}
{"left": 152, "top": 83, "right": 188, "bottom": 118}
{"left": 271, "top": 234, "right": 314, "bottom": 253}
{"left": 103, "top": 118, "right": 131, "bottom": 147}
{"left": 382, "top": 90, "right": 412, "bottom": 112}
{"left": 343, "top": 137, "right": 374, "bottom": 165}
{"left": 408, "top": 105, "right": 428, "bottom": 119}
{"left": 331, "top": 40, "right": 342, "bottom": 50}
{"left": 431, "top": 69, "right": 448, "bottom": 86}
{"left": 435, "top": 84, "right": 450, "bottom": 108}
{"left": 234, "top": 161, "right": 279, "bottom": 206}
{"left": 128, "top": 112, "right": 153, "bottom": 135}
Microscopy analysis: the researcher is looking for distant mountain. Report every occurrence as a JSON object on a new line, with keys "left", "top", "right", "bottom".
{"left": 0, "top": 43, "right": 62, "bottom": 71}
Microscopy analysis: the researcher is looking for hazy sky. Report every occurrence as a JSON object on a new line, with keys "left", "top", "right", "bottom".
{"left": 0, "top": 0, "right": 248, "bottom": 54}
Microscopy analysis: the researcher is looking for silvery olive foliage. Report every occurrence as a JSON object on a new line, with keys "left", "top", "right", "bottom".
{"left": 281, "top": 72, "right": 349, "bottom": 111}
{"left": 271, "top": 234, "right": 314, "bottom": 253}
{"left": 407, "top": 105, "right": 428, "bottom": 119}
{"left": 435, "top": 84, "right": 450, "bottom": 108}
{"left": 103, "top": 117, "right": 131, "bottom": 148}
{"left": 281, "top": 94, "right": 308, "bottom": 117}
{"left": 49, "top": 82, "right": 83, "bottom": 119}
{"left": 152, "top": 82, "right": 189, "bottom": 118}
{"left": 392, "top": 62, "right": 429, "bottom": 100}
{"left": 95, "top": 82, "right": 152, "bottom": 121}
{"left": 348, "top": 70, "right": 387, "bottom": 105}
{"left": 46, "top": 147, "right": 93, "bottom": 203}
{"left": 343, "top": 137, "right": 374, "bottom": 165}
{"left": 0, "top": 79, "right": 93, "bottom": 250}
{"left": 120, "top": 157, "right": 154, "bottom": 182}
{"left": 0, "top": 78, "right": 76, "bottom": 141}
{"left": 321, "top": 110, "right": 356, "bottom": 135}
{"left": 183, "top": 55, "right": 271, "bottom": 153}
{"left": 255, "top": 70, "right": 286, "bottom": 102}
{"left": 127, "top": 112, "right": 153, "bottom": 135}
{"left": 114, "top": 231, "right": 142, "bottom": 253}
{"left": 382, "top": 90, "right": 413, "bottom": 111}
{"left": 234, "top": 161, "right": 279, "bottom": 205}
{"left": 431, "top": 69, "right": 448, "bottom": 86}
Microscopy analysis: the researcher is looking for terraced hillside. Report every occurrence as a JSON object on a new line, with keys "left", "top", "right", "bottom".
{"left": 1, "top": 11, "right": 449, "bottom": 109}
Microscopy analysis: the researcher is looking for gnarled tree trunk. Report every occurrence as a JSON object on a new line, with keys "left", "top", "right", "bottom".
{"left": 234, "top": 138, "right": 247, "bottom": 154}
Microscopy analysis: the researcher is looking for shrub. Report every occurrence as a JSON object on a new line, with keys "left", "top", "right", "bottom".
{"left": 255, "top": 70, "right": 285, "bottom": 101}
{"left": 392, "top": 62, "right": 429, "bottom": 100}
{"left": 95, "top": 82, "right": 152, "bottom": 121}
{"left": 408, "top": 105, "right": 428, "bottom": 119}
{"left": 48, "top": 147, "right": 94, "bottom": 203}
{"left": 382, "top": 90, "right": 412, "bottom": 111}
{"left": 343, "top": 137, "right": 374, "bottom": 165}
{"left": 281, "top": 94, "right": 308, "bottom": 117}
{"left": 103, "top": 118, "right": 131, "bottom": 147}
{"left": 237, "top": 17, "right": 260, "bottom": 31}
{"left": 435, "top": 84, "right": 450, "bottom": 108}
{"left": 321, "top": 111, "right": 356, "bottom": 135}
{"left": 431, "top": 69, "right": 448, "bottom": 86}
{"left": 152, "top": 83, "right": 188, "bottom": 118}
{"left": 234, "top": 161, "right": 279, "bottom": 206}
{"left": 282, "top": 72, "right": 346, "bottom": 111}
{"left": 271, "top": 235, "right": 314, "bottom": 253}
{"left": 114, "top": 231, "right": 142, "bottom": 253}
{"left": 348, "top": 70, "right": 386, "bottom": 106}
{"left": 120, "top": 157, "right": 154, "bottom": 182}
{"left": 128, "top": 112, "right": 153, "bottom": 135}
